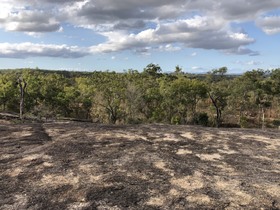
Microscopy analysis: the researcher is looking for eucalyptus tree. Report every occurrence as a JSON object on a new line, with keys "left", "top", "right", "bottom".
{"left": 0, "top": 72, "right": 18, "bottom": 112}
{"left": 160, "top": 75, "right": 207, "bottom": 124}
{"left": 207, "top": 67, "right": 230, "bottom": 127}
{"left": 92, "top": 72, "right": 127, "bottom": 124}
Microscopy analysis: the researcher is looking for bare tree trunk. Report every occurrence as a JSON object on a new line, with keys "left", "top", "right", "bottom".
{"left": 262, "top": 106, "right": 265, "bottom": 130}
{"left": 209, "top": 94, "right": 221, "bottom": 128}
{"left": 18, "top": 78, "right": 27, "bottom": 120}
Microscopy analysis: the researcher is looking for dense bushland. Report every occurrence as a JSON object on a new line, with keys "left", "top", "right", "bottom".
{"left": 0, "top": 65, "right": 279, "bottom": 128}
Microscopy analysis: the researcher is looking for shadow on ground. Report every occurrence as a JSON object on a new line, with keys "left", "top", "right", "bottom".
{"left": 0, "top": 121, "right": 279, "bottom": 209}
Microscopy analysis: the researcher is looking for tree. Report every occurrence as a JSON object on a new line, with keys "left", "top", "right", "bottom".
{"left": 92, "top": 72, "right": 126, "bottom": 124}
{"left": 270, "top": 69, "right": 280, "bottom": 119}
{"left": 271, "top": 69, "right": 280, "bottom": 96}
{"left": 0, "top": 72, "right": 18, "bottom": 111}
{"left": 160, "top": 76, "right": 207, "bottom": 124}
{"left": 16, "top": 77, "right": 27, "bottom": 120}
{"left": 174, "top": 65, "right": 183, "bottom": 75}
{"left": 143, "top": 63, "right": 162, "bottom": 77}
{"left": 229, "top": 69, "right": 273, "bottom": 128}
{"left": 207, "top": 67, "right": 229, "bottom": 127}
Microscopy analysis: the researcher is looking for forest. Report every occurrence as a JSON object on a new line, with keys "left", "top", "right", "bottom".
{"left": 0, "top": 64, "right": 280, "bottom": 128}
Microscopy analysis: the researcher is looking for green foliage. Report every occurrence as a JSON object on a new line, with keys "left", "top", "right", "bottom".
{"left": 192, "top": 112, "right": 209, "bottom": 126}
{"left": 207, "top": 67, "right": 230, "bottom": 127}
{"left": 143, "top": 63, "right": 162, "bottom": 77}
{"left": 240, "top": 116, "right": 249, "bottom": 128}
{"left": 0, "top": 66, "right": 279, "bottom": 128}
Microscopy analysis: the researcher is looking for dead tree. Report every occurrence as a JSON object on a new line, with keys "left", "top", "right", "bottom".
{"left": 17, "top": 78, "right": 27, "bottom": 120}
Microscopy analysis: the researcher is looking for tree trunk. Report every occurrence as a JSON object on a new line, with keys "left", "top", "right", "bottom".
{"left": 261, "top": 106, "right": 265, "bottom": 130}
{"left": 209, "top": 94, "right": 221, "bottom": 128}
{"left": 18, "top": 78, "right": 27, "bottom": 120}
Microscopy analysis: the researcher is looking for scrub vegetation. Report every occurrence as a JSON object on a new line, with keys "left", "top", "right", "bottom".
{"left": 0, "top": 65, "right": 280, "bottom": 128}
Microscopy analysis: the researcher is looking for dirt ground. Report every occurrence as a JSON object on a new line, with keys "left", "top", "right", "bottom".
{"left": 0, "top": 120, "right": 280, "bottom": 210}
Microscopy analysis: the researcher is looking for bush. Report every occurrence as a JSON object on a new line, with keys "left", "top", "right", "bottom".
{"left": 193, "top": 112, "right": 209, "bottom": 126}
{"left": 240, "top": 116, "right": 248, "bottom": 128}
{"left": 126, "top": 117, "right": 142, "bottom": 124}
{"left": 239, "top": 116, "right": 256, "bottom": 128}
{"left": 272, "top": 119, "right": 280, "bottom": 126}
{"left": 171, "top": 116, "right": 181, "bottom": 125}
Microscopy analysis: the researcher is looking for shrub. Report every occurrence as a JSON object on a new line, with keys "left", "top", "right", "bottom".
{"left": 193, "top": 112, "right": 209, "bottom": 126}
{"left": 272, "top": 119, "right": 280, "bottom": 126}
{"left": 171, "top": 116, "right": 181, "bottom": 125}
{"left": 240, "top": 116, "right": 249, "bottom": 128}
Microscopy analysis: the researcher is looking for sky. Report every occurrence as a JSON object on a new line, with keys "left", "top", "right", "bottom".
{"left": 0, "top": 0, "right": 280, "bottom": 74}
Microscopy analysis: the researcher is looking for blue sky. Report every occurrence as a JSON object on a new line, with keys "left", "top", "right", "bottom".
{"left": 0, "top": 0, "right": 280, "bottom": 74}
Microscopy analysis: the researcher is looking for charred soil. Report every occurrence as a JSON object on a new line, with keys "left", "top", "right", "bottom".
{"left": 0, "top": 121, "right": 280, "bottom": 209}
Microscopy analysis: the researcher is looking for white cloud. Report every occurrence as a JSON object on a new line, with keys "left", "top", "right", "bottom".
{"left": 158, "top": 44, "right": 181, "bottom": 52}
{"left": 233, "top": 60, "right": 263, "bottom": 65}
{"left": 191, "top": 66, "right": 207, "bottom": 73}
{"left": 208, "top": 1, "right": 280, "bottom": 20}
{"left": 256, "top": 16, "right": 280, "bottom": 35}
{"left": 192, "top": 66, "right": 203, "bottom": 70}
{"left": 225, "top": 47, "right": 259, "bottom": 56}
{"left": 0, "top": 0, "right": 280, "bottom": 58}
{"left": 90, "top": 16, "right": 255, "bottom": 55}
{"left": 0, "top": 9, "right": 61, "bottom": 32}
{"left": 0, "top": 42, "right": 88, "bottom": 58}
{"left": 246, "top": 60, "right": 263, "bottom": 65}
{"left": 191, "top": 52, "right": 197, "bottom": 57}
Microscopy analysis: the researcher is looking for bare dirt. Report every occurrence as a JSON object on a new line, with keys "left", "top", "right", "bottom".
{"left": 0, "top": 120, "right": 279, "bottom": 210}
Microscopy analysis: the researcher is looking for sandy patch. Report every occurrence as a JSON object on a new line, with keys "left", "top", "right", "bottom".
{"left": 171, "top": 171, "right": 204, "bottom": 191}
{"left": 180, "top": 132, "right": 194, "bottom": 140}
{"left": 218, "top": 149, "right": 237, "bottom": 154}
{"left": 242, "top": 134, "right": 280, "bottom": 150}
{"left": 216, "top": 179, "right": 252, "bottom": 205}
{"left": 176, "top": 148, "right": 193, "bottom": 155}
{"left": 201, "top": 133, "right": 215, "bottom": 141}
{"left": 157, "top": 133, "right": 180, "bottom": 142}
{"left": 113, "top": 133, "right": 146, "bottom": 141}
{"left": 79, "top": 164, "right": 94, "bottom": 173}
{"left": 263, "top": 184, "right": 280, "bottom": 197}
{"left": 154, "top": 161, "right": 175, "bottom": 176}
{"left": 187, "top": 194, "right": 211, "bottom": 204}
{"left": 11, "top": 130, "right": 32, "bottom": 138}
{"left": 231, "top": 191, "right": 252, "bottom": 205}
{"left": 168, "top": 188, "right": 180, "bottom": 196}
{"left": 196, "top": 153, "right": 222, "bottom": 161}
{"left": 215, "top": 179, "right": 240, "bottom": 190}
{"left": 42, "top": 162, "right": 53, "bottom": 167}
{"left": 218, "top": 144, "right": 237, "bottom": 154}
{"left": 0, "top": 154, "right": 14, "bottom": 160}
{"left": 214, "top": 162, "right": 236, "bottom": 173}
{"left": 89, "top": 175, "right": 103, "bottom": 183}
{"left": 40, "top": 172, "right": 79, "bottom": 187}
{"left": 256, "top": 155, "right": 274, "bottom": 161}
{"left": 22, "top": 154, "right": 43, "bottom": 161}
{"left": 146, "top": 195, "right": 166, "bottom": 206}
{"left": 9, "top": 167, "right": 23, "bottom": 177}
{"left": 68, "top": 202, "right": 91, "bottom": 210}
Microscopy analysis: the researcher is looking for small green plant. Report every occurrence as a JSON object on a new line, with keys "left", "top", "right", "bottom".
{"left": 240, "top": 116, "right": 249, "bottom": 128}
{"left": 171, "top": 116, "right": 181, "bottom": 125}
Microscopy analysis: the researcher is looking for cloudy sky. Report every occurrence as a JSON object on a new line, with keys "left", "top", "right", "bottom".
{"left": 0, "top": 0, "right": 280, "bottom": 73}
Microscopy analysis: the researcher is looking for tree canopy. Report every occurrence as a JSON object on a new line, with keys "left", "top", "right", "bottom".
{"left": 0, "top": 67, "right": 279, "bottom": 128}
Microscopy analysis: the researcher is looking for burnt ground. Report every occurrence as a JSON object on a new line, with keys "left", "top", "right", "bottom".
{"left": 0, "top": 120, "right": 279, "bottom": 210}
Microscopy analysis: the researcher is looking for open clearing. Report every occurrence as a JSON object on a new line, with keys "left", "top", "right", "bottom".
{"left": 0, "top": 121, "right": 280, "bottom": 209}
